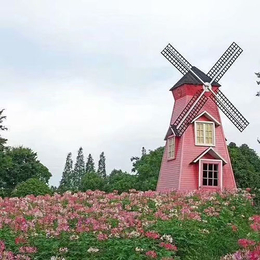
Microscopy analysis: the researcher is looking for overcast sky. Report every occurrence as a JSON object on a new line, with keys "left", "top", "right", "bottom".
{"left": 0, "top": 0, "right": 260, "bottom": 187}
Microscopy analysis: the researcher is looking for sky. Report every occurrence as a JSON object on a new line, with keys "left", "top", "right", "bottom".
{"left": 0, "top": 0, "right": 260, "bottom": 187}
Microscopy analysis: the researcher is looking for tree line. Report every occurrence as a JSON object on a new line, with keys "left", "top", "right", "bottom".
{"left": 59, "top": 149, "right": 107, "bottom": 192}
{"left": 0, "top": 109, "right": 260, "bottom": 208}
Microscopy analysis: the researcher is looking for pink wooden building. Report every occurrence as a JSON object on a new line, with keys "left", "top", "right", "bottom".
{"left": 156, "top": 67, "right": 237, "bottom": 192}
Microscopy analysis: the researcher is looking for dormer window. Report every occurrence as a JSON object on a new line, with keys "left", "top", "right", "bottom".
{"left": 195, "top": 121, "right": 215, "bottom": 146}
{"left": 168, "top": 136, "right": 175, "bottom": 160}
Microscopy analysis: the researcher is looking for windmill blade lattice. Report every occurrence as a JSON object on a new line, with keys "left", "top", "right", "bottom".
{"left": 207, "top": 42, "right": 243, "bottom": 82}
{"left": 161, "top": 43, "right": 192, "bottom": 75}
{"left": 209, "top": 89, "right": 249, "bottom": 132}
{"left": 172, "top": 90, "right": 208, "bottom": 136}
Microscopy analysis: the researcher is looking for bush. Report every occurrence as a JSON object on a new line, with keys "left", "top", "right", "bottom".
{"left": 11, "top": 178, "right": 52, "bottom": 197}
{"left": 80, "top": 172, "right": 105, "bottom": 191}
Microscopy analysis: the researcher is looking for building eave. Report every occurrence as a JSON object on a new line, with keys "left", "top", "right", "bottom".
{"left": 192, "top": 147, "right": 227, "bottom": 165}
{"left": 164, "top": 126, "right": 175, "bottom": 140}
{"left": 191, "top": 111, "right": 221, "bottom": 126}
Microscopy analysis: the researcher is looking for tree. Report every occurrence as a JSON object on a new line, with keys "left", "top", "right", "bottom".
{"left": 73, "top": 147, "right": 85, "bottom": 190}
{"left": 255, "top": 72, "right": 260, "bottom": 97}
{"left": 86, "top": 154, "right": 95, "bottom": 173}
{"left": 59, "top": 152, "right": 74, "bottom": 192}
{"left": 131, "top": 147, "right": 164, "bottom": 191}
{"left": 97, "top": 152, "right": 106, "bottom": 178}
{"left": 11, "top": 178, "right": 52, "bottom": 197}
{"left": 0, "top": 109, "right": 7, "bottom": 149}
{"left": 0, "top": 146, "right": 51, "bottom": 194}
{"left": 105, "top": 169, "right": 137, "bottom": 193}
{"left": 228, "top": 142, "right": 260, "bottom": 208}
{"left": 80, "top": 172, "right": 105, "bottom": 191}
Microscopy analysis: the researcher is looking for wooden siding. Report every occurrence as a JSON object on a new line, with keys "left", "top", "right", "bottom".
{"left": 157, "top": 84, "right": 237, "bottom": 192}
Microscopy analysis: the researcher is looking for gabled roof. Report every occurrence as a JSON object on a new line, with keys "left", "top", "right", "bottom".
{"left": 191, "top": 111, "right": 221, "bottom": 126}
{"left": 170, "top": 66, "right": 221, "bottom": 91}
{"left": 164, "top": 126, "right": 175, "bottom": 140}
{"left": 191, "top": 147, "right": 227, "bottom": 165}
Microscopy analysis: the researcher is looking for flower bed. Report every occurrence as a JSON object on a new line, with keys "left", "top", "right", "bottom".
{"left": 0, "top": 189, "right": 259, "bottom": 259}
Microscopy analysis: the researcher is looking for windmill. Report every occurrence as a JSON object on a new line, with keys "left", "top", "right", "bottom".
{"left": 157, "top": 42, "right": 249, "bottom": 192}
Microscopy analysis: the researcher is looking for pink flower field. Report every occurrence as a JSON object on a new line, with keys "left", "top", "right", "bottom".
{"left": 0, "top": 189, "right": 259, "bottom": 260}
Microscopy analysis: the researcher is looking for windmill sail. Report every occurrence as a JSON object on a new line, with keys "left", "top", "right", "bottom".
{"left": 172, "top": 90, "right": 208, "bottom": 136}
{"left": 209, "top": 89, "right": 249, "bottom": 132}
{"left": 207, "top": 42, "right": 243, "bottom": 83}
{"left": 161, "top": 44, "right": 192, "bottom": 75}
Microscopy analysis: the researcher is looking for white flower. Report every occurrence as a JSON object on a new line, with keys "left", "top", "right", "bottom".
{"left": 201, "top": 229, "right": 210, "bottom": 234}
{"left": 87, "top": 247, "right": 99, "bottom": 253}
{"left": 160, "top": 234, "right": 173, "bottom": 243}
{"left": 69, "top": 235, "right": 79, "bottom": 241}
{"left": 135, "top": 247, "right": 144, "bottom": 252}
{"left": 128, "top": 231, "right": 141, "bottom": 238}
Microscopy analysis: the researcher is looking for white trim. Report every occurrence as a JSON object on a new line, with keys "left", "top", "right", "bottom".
{"left": 194, "top": 121, "right": 215, "bottom": 146}
{"left": 192, "top": 147, "right": 227, "bottom": 164}
{"left": 164, "top": 127, "right": 175, "bottom": 140}
{"left": 199, "top": 159, "right": 223, "bottom": 190}
{"left": 191, "top": 111, "right": 221, "bottom": 126}
{"left": 198, "top": 159, "right": 201, "bottom": 190}
{"left": 167, "top": 136, "right": 175, "bottom": 160}
{"left": 220, "top": 161, "right": 223, "bottom": 190}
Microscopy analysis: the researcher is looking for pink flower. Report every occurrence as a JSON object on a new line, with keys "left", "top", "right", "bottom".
{"left": 15, "top": 237, "right": 27, "bottom": 245}
{"left": 19, "top": 246, "right": 37, "bottom": 254}
{"left": 232, "top": 225, "right": 238, "bottom": 232}
{"left": 145, "top": 250, "right": 157, "bottom": 258}
{"left": 159, "top": 242, "right": 178, "bottom": 251}
{"left": 0, "top": 240, "right": 5, "bottom": 252}
{"left": 97, "top": 233, "right": 108, "bottom": 241}
{"left": 238, "top": 239, "right": 256, "bottom": 248}
{"left": 145, "top": 231, "right": 160, "bottom": 240}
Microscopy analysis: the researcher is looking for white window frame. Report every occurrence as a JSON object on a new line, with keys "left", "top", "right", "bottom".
{"left": 194, "top": 121, "right": 215, "bottom": 146}
{"left": 198, "top": 159, "right": 222, "bottom": 190}
{"left": 167, "top": 136, "right": 175, "bottom": 160}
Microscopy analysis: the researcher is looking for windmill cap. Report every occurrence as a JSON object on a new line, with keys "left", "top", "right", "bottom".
{"left": 170, "top": 66, "right": 221, "bottom": 91}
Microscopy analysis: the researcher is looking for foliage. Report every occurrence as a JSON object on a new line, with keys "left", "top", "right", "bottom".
{"left": 0, "top": 109, "right": 7, "bottom": 149}
{"left": 86, "top": 153, "right": 95, "bottom": 174}
{"left": 0, "top": 146, "right": 51, "bottom": 195}
{"left": 255, "top": 72, "right": 260, "bottom": 97}
{"left": 105, "top": 169, "right": 137, "bottom": 193}
{"left": 11, "top": 178, "right": 52, "bottom": 197}
{"left": 80, "top": 172, "right": 105, "bottom": 191}
{"left": 59, "top": 152, "right": 74, "bottom": 192}
{"left": 97, "top": 152, "right": 106, "bottom": 178}
{"left": 131, "top": 147, "right": 164, "bottom": 191}
{"left": 228, "top": 142, "right": 260, "bottom": 209}
{"left": 0, "top": 189, "right": 259, "bottom": 259}
{"left": 73, "top": 147, "right": 85, "bottom": 190}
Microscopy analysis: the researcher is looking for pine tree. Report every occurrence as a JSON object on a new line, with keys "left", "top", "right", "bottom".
{"left": 97, "top": 152, "right": 106, "bottom": 178}
{"left": 73, "top": 147, "right": 85, "bottom": 190}
{"left": 59, "top": 152, "right": 73, "bottom": 191}
{"left": 86, "top": 154, "right": 95, "bottom": 173}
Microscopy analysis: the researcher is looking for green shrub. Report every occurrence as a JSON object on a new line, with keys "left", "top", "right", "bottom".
{"left": 80, "top": 172, "right": 105, "bottom": 191}
{"left": 11, "top": 178, "right": 52, "bottom": 197}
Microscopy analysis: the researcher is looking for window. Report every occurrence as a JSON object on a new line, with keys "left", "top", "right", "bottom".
{"left": 202, "top": 163, "right": 218, "bottom": 186}
{"left": 168, "top": 136, "right": 175, "bottom": 160}
{"left": 195, "top": 122, "right": 215, "bottom": 146}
